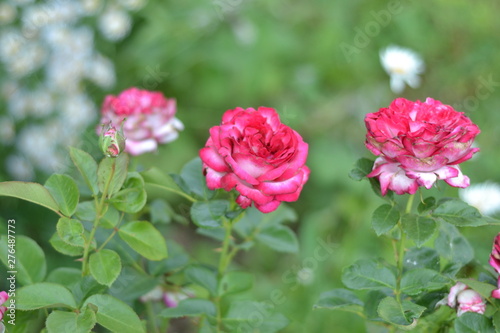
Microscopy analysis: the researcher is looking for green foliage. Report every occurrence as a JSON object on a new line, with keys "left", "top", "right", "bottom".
{"left": 341, "top": 259, "right": 396, "bottom": 290}
{"left": 0, "top": 235, "right": 46, "bottom": 285}
{"left": 45, "top": 306, "right": 97, "bottom": 333}
{"left": 16, "top": 283, "right": 77, "bottom": 310}
{"left": 97, "top": 154, "right": 129, "bottom": 196}
{"left": 185, "top": 264, "right": 218, "bottom": 297}
{"left": 110, "top": 172, "right": 147, "bottom": 214}
{"left": 314, "top": 289, "right": 364, "bottom": 313}
{"left": 83, "top": 294, "right": 145, "bottom": 333}
{"left": 160, "top": 299, "right": 216, "bottom": 318}
{"left": 377, "top": 297, "right": 426, "bottom": 329}
{"left": 45, "top": 174, "right": 80, "bottom": 217}
{"left": 118, "top": 221, "right": 168, "bottom": 260}
{"left": 57, "top": 217, "right": 85, "bottom": 248}
{"left": 174, "top": 157, "right": 215, "bottom": 200}
{"left": 69, "top": 147, "right": 99, "bottom": 196}
{"left": 191, "top": 200, "right": 230, "bottom": 228}
{"left": 401, "top": 214, "right": 437, "bottom": 247}
{"left": 255, "top": 224, "right": 299, "bottom": 253}
{"left": 454, "top": 312, "right": 495, "bottom": 333}
{"left": 371, "top": 204, "right": 400, "bottom": 236}
{"left": 432, "top": 198, "right": 487, "bottom": 227}
{"left": 400, "top": 269, "right": 450, "bottom": 295}
{"left": 219, "top": 271, "right": 254, "bottom": 296}
{"left": 89, "top": 249, "right": 122, "bottom": 287}
{"left": 0, "top": 181, "right": 60, "bottom": 214}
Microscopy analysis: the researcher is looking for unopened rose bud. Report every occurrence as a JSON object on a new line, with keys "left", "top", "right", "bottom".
{"left": 447, "top": 282, "right": 485, "bottom": 316}
{"left": 163, "top": 291, "right": 189, "bottom": 308}
{"left": 99, "top": 122, "right": 125, "bottom": 157}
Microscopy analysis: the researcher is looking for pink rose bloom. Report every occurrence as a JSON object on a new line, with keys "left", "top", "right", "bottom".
{"left": 98, "top": 87, "right": 184, "bottom": 155}
{"left": 365, "top": 98, "right": 480, "bottom": 195}
{"left": 200, "top": 107, "right": 310, "bottom": 213}
{"left": 447, "top": 282, "right": 486, "bottom": 316}
{"left": 0, "top": 291, "right": 8, "bottom": 322}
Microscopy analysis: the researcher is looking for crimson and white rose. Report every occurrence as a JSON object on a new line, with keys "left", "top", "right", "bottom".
{"left": 200, "top": 107, "right": 310, "bottom": 213}
{"left": 365, "top": 98, "right": 480, "bottom": 195}
{"left": 98, "top": 87, "right": 183, "bottom": 155}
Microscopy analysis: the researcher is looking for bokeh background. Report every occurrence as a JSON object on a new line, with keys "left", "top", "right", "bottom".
{"left": 1, "top": 0, "right": 500, "bottom": 332}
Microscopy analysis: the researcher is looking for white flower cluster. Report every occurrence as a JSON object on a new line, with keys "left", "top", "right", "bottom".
{"left": 0, "top": 0, "right": 147, "bottom": 180}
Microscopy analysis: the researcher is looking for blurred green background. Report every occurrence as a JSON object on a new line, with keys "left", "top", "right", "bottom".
{"left": 2, "top": 0, "right": 500, "bottom": 332}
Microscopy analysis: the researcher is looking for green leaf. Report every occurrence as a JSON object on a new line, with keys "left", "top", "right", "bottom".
{"left": 372, "top": 204, "right": 400, "bottom": 236}
{"left": 108, "top": 267, "right": 160, "bottom": 302}
{"left": 455, "top": 312, "right": 495, "bottom": 333}
{"left": 417, "top": 196, "right": 437, "bottom": 214}
{"left": 75, "top": 201, "right": 96, "bottom": 221}
{"left": 150, "top": 199, "right": 173, "bottom": 224}
{"left": 458, "top": 279, "right": 496, "bottom": 300}
{"left": 69, "top": 147, "right": 99, "bottom": 196}
{"left": 118, "top": 221, "right": 167, "bottom": 260}
{"left": 256, "top": 224, "right": 299, "bottom": 253}
{"left": 190, "top": 200, "right": 229, "bottom": 228}
{"left": 222, "top": 300, "right": 289, "bottom": 333}
{"left": 89, "top": 249, "right": 122, "bottom": 287}
{"left": 314, "top": 288, "right": 364, "bottom": 313}
{"left": 0, "top": 235, "right": 46, "bottom": 285}
{"left": 403, "top": 247, "right": 440, "bottom": 271}
{"left": 159, "top": 299, "right": 216, "bottom": 318}
{"left": 349, "top": 157, "right": 375, "bottom": 181}
{"left": 185, "top": 264, "right": 218, "bottom": 296}
{"left": 234, "top": 205, "right": 297, "bottom": 238}
{"left": 378, "top": 297, "right": 425, "bottom": 328}
{"left": 401, "top": 269, "right": 450, "bottom": 295}
{"left": 433, "top": 198, "right": 486, "bottom": 227}
{"left": 178, "top": 157, "right": 214, "bottom": 199}
{"left": 46, "top": 306, "right": 97, "bottom": 333}
{"left": 83, "top": 294, "right": 145, "bottom": 333}
{"left": 111, "top": 172, "right": 147, "bottom": 214}
{"left": 16, "top": 283, "right": 77, "bottom": 310}
{"left": 341, "top": 259, "right": 396, "bottom": 290}
{"left": 49, "top": 232, "right": 84, "bottom": 257}
{"left": 45, "top": 174, "right": 80, "bottom": 217}
{"left": 401, "top": 214, "right": 437, "bottom": 247}
{"left": 57, "top": 217, "right": 85, "bottom": 247}
{"left": 219, "top": 271, "right": 254, "bottom": 296}
{"left": 0, "top": 181, "right": 60, "bottom": 215}
{"left": 97, "top": 154, "right": 129, "bottom": 196}
{"left": 364, "top": 290, "right": 388, "bottom": 320}
{"left": 435, "top": 222, "right": 474, "bottom": 265}
{"left": 100, "top": 205, "right": 120, "bottom": 229}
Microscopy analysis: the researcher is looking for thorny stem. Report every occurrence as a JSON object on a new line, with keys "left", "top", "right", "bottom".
{"left": 215, "top": 217, "right": 234, "bottom": 333}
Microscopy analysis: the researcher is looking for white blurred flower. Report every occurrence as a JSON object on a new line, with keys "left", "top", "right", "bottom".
{"left": 98, "top": 8, "right": 131, "bottom": 41}
{"left": 6, "top": 154, "right": 34, "bottom": 181}
{"left": 232, "top": 18, "right": 256, "bottom": 45}
{"left": 459, "top": 182, "right": 500, "bottom": 216}
{"left": 0, "top": 116, "right": 15, "bottom": 145}
{"left": 85, "top": 54, "right": 116, "bottom": 88}
{"left": 118, "top": 0, "right": 147, "bottom": 11}
{"left": 0, "top": 3, "right": 17, "bottom": 25}
{"left": 81, "top": 0, "right": 102, "bottom": 15}
{"left": 28, "top": 89, "right": 55, "bottom": 118}
{"left": 380, "top": 45, "right": 424, "bottom": 94}
{"left": 0, "top": 29, "right": 24, "bottom": 61}
{"left": 10, "top": 0, "right": 35, "bottom": 5}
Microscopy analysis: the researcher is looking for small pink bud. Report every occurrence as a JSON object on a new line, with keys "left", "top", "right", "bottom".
{"left": 99, "top": 122, "right": 126, "bottom": 157}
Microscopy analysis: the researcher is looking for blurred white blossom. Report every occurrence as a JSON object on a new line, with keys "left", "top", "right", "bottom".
{"left": 0, "top": 3, "right": 17, "bottom": 25}
{"left": 98, "top": 8, "right": 131, "bottom": 41}
{"left": 0, "top": 0, "right": 143, "bottom": 179}
{"left": 459, "top": 182, "right": 500, "bottom": 216}
{"left": 380, "top": 45, "right": 424, "bottom": 94}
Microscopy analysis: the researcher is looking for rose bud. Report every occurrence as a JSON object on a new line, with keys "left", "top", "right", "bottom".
{"left": 99, "top": 123, "right": 126, "bottom": 157}
{"left": 490, "top": 233, "right": 500, "bottom": 274}
{"left": 447, "top": 282, "right": 486, "bottom": 316}
{"left": 200, "top": 107, "right": 310, "bottom": 213}
{"left": 365, "top": 98, "right": 480, "bottom": 195}
{"left": 163, "top": 291, "right": 189, "bottom": 308}
{"left": 98, "top": 88, "right": 183, "bottom": 155}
